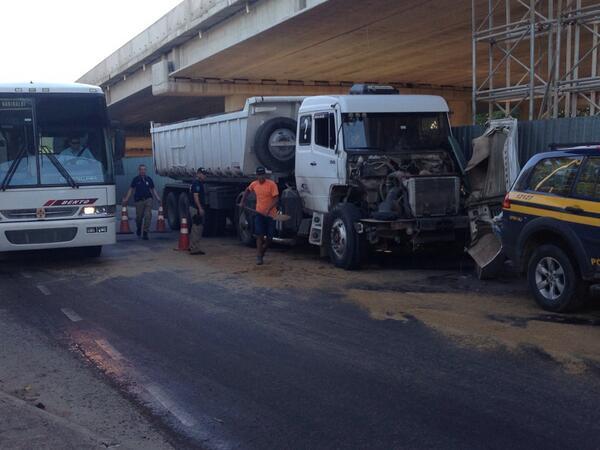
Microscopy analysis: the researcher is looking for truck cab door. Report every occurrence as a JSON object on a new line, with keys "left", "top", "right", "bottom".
{"left": 295, "top": 112, "right": 339, "bottom": 212}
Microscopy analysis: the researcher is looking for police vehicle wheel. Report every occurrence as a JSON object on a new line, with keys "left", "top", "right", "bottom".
{"left": 254, "top": 117, "right": 297, "bottom": 172}
{"left": 178, "top": 192, "right": 191, "bottom": 227}
{"left": 166, "top": 191, "right": 180, "bottom": 231}
{"left": 328, "top": 203, "right": 363, "bottom": 270}
{"left": 527, "top": 244, "right": 588, "bottom": 312}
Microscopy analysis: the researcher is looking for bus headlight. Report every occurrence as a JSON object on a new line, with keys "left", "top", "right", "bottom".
{"left": 80, "top": 205, "right": 116, "bottom": 216}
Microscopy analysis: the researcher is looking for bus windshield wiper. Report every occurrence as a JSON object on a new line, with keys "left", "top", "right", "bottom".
{"left": 44, "top": 153, "right": 79, "bottom": 188}
{"left": 1, "top": 146, "right": 28, "bottom": 191}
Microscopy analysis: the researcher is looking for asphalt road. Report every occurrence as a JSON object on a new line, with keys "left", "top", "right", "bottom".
{"left": 1, "top": 235, "right": 600, "bottom": 449}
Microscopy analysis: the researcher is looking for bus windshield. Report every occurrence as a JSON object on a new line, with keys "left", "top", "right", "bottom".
{"left": 342, "top": 112, "right": 450, "bottom": 153}
{"left": 0, "top": 95, "right": 113, "bottom": 188}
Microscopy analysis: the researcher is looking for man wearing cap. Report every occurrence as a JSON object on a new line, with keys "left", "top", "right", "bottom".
{"left": 122, "top": 164, "right": 162, "bottom": 240}
{"left": 239, "top": 167, "right": 279, "bottom": 265}
{"left": 189, "top": 168, "right": 207, "bottom": 255}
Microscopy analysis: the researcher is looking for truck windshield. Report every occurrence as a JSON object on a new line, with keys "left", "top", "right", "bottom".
{"left": 342, "top": 112, "right": 450, "bottom": 153}
{"left": 0, "top": 95, "right": 113, "bottom": 188}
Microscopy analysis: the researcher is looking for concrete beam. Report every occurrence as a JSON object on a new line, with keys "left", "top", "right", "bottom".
{"left": 151, "top": 77, "right": 472, "bottom": 124}
{"left": 154, "top": 59, "right": 471, "bottom": 98}
{"left": 152, "top": 79, "right": 351, "bottom": 98}
{"left": 79, "top": 0, "right": 330, "bottom": 89}
{"left": 79, "top": 0, "right": 266, "bottom": 87}
{"left": 174, "top": 0, "right": 329, "bottom": 76}
{"left": 106, "top": 66, "right": 152, "bottom": 106}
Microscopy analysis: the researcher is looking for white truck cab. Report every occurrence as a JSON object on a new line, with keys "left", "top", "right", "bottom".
{"left": 286, "top": 86, "right": 468, "bottom": 268}
{"left": 295, "top": 91, "right": 453, "bottom": 213}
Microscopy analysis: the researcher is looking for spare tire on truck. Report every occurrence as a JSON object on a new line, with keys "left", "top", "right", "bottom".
{"left": 254, "top": 117, "right": 297, "bottom": 172}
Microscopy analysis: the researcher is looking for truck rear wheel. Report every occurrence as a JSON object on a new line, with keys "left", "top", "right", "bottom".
{"left": 254, "top": 117, "right": 297, "bottom": 172}
{"left": 328, "top": 203, "right": 363, "bottom": 270}
{"left": 166, "top": 191, "right": 180, "bottom": 231}
{"left": 235, "top": 205, "right": 255, "bottom": 247}
{"left": 527, "top": 244, "right": 588, "bottom": 312}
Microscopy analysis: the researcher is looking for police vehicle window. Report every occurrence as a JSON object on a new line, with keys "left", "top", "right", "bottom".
{"left": 527, "top": 157, "right": 581, "bottom": 196}
{"left": 314, "top": 113, "right": 336, "bottom": 149}
{"left": 298, "top": 115, "right": 312, "bottom": 145}
{"left": 574, "top": 157, "right": 600, "bottom": 200}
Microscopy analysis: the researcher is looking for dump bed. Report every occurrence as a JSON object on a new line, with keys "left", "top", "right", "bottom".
{"left": 152, "top": 96, "right": 304, "bottom": 179}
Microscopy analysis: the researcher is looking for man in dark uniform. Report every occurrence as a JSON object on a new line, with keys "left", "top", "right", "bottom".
{"left": 122, "top": 164, "right": 162, "bottom": 240}
{"left": 189, "top": 168, "right": 207, "bottom": 255}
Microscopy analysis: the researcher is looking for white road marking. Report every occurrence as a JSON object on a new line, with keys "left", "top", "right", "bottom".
{"left": 36, "top": 285, "right": 51, "bottom": 296}
{"left": 60, "top": 308, "right": 83, "bottom": 322}
{"left": 21, "top": 272, "right": 32, "bottom": 279}
{"left": 145, "top": 384, "right": 196, "bottom": 427}
{"left": 95, "top": 339, "right": 125, "bottom": 361}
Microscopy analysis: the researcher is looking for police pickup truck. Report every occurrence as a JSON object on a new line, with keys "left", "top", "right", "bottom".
{"left": 502, "top": 145, "right": 600, "bottom": 312}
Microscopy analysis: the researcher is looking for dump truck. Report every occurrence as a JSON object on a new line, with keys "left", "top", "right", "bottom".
{"left": 152, "top": 85, "right": 469, "bottom": 269}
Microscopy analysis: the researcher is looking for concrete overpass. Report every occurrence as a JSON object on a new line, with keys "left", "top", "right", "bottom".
{"left": 79, "top": 0, "right": 477, "bottom": 133}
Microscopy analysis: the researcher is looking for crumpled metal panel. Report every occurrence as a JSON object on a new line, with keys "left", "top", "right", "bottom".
{"left": 453, "top": 116, "right": 600, "bottom": 165}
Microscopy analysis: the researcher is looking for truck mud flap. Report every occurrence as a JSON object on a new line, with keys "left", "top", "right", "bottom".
{"left": 468, "top": 232, "right": 504, "bottom": 280}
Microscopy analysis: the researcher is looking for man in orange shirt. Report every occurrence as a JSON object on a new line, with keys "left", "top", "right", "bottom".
{"left": 240, "top": 167, "right": 279, "bottom": 265}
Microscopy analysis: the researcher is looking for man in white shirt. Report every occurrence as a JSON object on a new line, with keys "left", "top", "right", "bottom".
{"left": 60, "top": 138, "right": 94, "bottom": 159}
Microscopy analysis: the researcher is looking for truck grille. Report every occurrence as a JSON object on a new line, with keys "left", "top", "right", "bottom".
{"left": 407, "top": 177, "right": 460, "bottom": 217}
{"left": 5, "top": 227, "right": 78, "bottom": 245}
{"left": 0, "top": 207, "right": 79, "bottom": 220}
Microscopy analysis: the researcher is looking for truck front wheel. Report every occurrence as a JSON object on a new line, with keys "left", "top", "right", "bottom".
{"left": 328, "top": 204, "right": 363, "bottom": 270}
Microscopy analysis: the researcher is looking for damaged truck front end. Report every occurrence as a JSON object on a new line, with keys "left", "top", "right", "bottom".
{"left": 465, "top": 118, "right": 520, "bottom": 278}
{"left": 339, "top": 110, "right": 470, "bottom": 254}
{"left": 346, "top": 152, "right": 469, "bottom": 252}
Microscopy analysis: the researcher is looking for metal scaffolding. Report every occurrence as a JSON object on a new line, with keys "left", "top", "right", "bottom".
{"left": 472, "top": 0, "right": 600, "bottom": 122}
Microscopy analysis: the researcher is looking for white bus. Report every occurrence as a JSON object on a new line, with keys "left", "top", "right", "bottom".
{"left": 0, "top": 83, "right": 119, "bottom": 256}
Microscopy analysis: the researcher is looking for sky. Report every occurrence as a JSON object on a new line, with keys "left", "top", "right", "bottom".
{"left": 1, "top": 0, "right": 182, "bottom": 83}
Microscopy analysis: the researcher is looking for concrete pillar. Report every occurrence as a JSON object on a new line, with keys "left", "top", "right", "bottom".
{"left": 225, "top": 95, "right": 249, "bottom": 112}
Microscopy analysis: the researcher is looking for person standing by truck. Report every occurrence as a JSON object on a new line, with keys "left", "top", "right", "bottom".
{"left": 189, "top": 168, "right": 207, "bottom": 255}
{"left": 122, "top": 164, "right": 162, "bottom": 240}
{"left": 240, "top": 167, "right": 279, "bottom": 265}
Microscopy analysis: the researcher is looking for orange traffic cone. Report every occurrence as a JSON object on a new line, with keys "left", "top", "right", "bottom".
{"left": 117, "top": 206, "right": 133, "bottom": 234}
{"left": 155, "top": 206, "right": 167, "bottom": 233}
{"left": 175, "top": 217, "right": 190, "bottom": 250}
